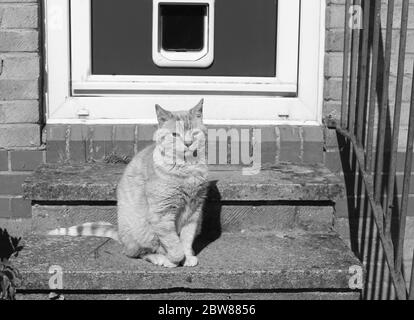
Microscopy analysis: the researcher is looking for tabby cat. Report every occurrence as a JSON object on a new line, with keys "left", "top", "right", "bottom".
{"left": 48, "top": 100, "right": 209, "bottom": 268}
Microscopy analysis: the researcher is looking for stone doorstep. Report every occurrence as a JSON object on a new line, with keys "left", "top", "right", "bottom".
{"left": 14, "top": 231, "right": 363, "bottom": 292}
{"left": 16, "top": 292, "right": 361, "bottom": 300}
{"left": 1, "top": 204, "right": 336, "bottom": 238}
{"left": 22, "top": 163, "right": 345, "bottom": 202}
{"left": 30, "top": 205, "right": 335, "bottom": 236}
{"left": 14, "top": 163, "right": 361, "bottom": 295}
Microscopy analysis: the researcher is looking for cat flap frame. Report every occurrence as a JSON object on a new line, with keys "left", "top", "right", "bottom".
{"left": 152, "top": 0, "right": 215, "bottom": 68}
{"left": 44, "top": 0, "right": 325, "bottom": 125}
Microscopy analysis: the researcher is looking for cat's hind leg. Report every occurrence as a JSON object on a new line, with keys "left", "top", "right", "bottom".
{"left": 123, "top": 236, "right": 179, "bottom": 268}
{"left": 140, "top": 240, "right": 180, "bottom": 268}
{"left": 120, "top": 227, "right": 159, "bottom": 259}
{"left": 119, "top": 218, "right": 179, "bottom": 268}
{"left": 122, "top": 235, "right": 179, "bottom": 268}
{"left": 153, "top": 213, "right": 185, "bottom": 265}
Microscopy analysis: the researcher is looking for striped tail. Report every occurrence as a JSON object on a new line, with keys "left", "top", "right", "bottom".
{"left": 47, "top": 222, "right": 119, "bottom": 241}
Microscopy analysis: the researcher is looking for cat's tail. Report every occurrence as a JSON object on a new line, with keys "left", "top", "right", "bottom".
{"left": 47, "top": 222, "right": 119, "bottom": 241}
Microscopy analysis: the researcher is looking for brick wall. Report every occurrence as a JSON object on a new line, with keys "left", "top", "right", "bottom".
{"left": 0, "top": 0, "right": 42, "bottom": 218}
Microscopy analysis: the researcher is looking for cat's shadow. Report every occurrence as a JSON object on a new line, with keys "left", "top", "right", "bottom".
{"left": 192, "top": 181, "right": 222, "bottom": 255}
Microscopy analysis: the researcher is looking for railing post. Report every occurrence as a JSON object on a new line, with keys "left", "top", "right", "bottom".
{"left": 365, "top": 0, "right": 381, "bottom": 173}
{"left": 341, "top": 0, "right": 352, "bottom": 129}
{"left": 389, "top": 0, "right": 410, "bottom": 275}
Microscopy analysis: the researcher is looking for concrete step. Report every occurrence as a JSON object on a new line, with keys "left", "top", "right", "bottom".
{"left": 16, "top": 292, "right": 360, "bottom": 300}
{"left": 22, "top": 163, "right": 344, "bottom": 202}
{"left": 13, "top": 162, "right": 362, "bottom": 299}
{"left": 20, "top": 162, "right": 344, "bottom": 234}
{"left": 29, "top": 205, "right": 335, "bottom": 235}
{"left": 17, "top": 163, "right": 343, "bottom": 234}
{"left": 14, "top": 230, "right": 362, "bottom": 299}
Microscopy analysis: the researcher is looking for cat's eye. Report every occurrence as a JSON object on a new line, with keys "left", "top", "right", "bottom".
{"left": 172, "top": 132, "right": 180, "bottom": 138}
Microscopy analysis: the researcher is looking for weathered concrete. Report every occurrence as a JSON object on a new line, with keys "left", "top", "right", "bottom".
{"left": 25, "top": 203, "right": 334, "bottom": 235}
{"left": 28, "top": 205, "right": 334, "bottom": 236}
{"left": 16, "top": 291, "right": 361, "bottom": 300}
{"left": 14, "top": 231, "right": 362, "bottom": 291}
{"left": 23, "top": 163, "right": 345, "bottom": 202}
{"left": 335, "top": 216, "right": 414, "bottom": 300}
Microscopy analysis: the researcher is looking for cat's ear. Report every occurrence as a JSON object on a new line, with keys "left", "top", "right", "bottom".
{"left": 190, "top": 99, "right": 204, "bottom": 119}
{"left": 155, "top": 104, "right": 173, "bottom": 125}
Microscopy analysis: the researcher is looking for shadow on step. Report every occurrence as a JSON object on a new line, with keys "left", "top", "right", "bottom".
{"left": 193, "top": 181, "right": 222, "bottom": 255}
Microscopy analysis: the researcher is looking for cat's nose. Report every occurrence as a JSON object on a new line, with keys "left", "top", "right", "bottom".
{"left": 184, "top": 141, "right": 192, "bottom": 148}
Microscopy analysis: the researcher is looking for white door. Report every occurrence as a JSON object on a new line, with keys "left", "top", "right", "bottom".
{"left": 45, "top": 0, "right": 325, "bottom": 125}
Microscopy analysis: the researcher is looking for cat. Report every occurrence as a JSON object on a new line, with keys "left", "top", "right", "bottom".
{"left": 48, "top": 100, "right": 209, "bottom": 268}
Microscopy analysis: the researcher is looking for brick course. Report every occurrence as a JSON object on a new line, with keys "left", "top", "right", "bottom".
{"left": 0, "top": 100, "right": 39, "bottom": 123}
{"left": 0, "top": 149, "right": 7, "bottom": 170}
{"left": 44, "top": 124, "right": 324, "bottom": 167}
{"left": 0, "top": 3, "right": 38, "bottom": 29}
{"left": 10, "top": 149, "right": 43, "bottom": 170}
{"left": 0, "top": 172, "right": 30, "bottom": 195}
{"left": 0, "top": 30, "right": 38, "bottom": 52}
{"left": 0, "top": 196, "right": 31, "bottom": 218}
{"left": 0, "top": 148, "right": 44, "bottom": 218}
{"left": 0, "top": 53, "right": 40, "bottom": 80}
{"left": 0, "top": 124, "right": 40, "bottom": 147}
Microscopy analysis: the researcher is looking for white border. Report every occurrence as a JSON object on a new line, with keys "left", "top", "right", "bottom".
{"left": 45, "top": 0, "right": 325, "bottom": 125}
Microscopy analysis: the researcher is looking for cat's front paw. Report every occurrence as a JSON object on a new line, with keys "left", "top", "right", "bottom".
{"left": 183, "top": 255, "right": 198, "bottom": 267}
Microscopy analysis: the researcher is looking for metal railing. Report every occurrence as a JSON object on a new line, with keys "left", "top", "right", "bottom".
{"left": 333, "top": 0, "right": 414, "bottom": 299}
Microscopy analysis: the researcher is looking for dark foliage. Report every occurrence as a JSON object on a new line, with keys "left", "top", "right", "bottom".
{"left": 0, "top": 228, "right": 23, "bottom": 300}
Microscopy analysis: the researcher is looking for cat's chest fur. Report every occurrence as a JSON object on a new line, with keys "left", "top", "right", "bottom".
{"left": 176, "top": 175, "right": 208, "bottom": 206}
{"left": 147, "top": 174, "right": 208, "bottom": 213}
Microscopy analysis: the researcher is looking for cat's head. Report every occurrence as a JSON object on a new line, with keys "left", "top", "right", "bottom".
{"left": 153, "top": 100, "right": 207, "bottom": 170}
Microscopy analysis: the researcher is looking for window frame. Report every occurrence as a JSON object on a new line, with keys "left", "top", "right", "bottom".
{"left": 44, "top": 0, "right": 325, "bottom": 125}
